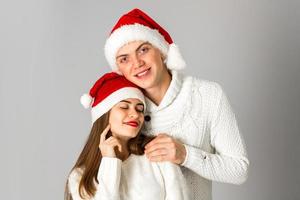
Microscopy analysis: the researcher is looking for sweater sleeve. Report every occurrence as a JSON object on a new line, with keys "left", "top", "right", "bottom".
{"left": 94, "top": 157, "right": 122, "bottom": 200}
{"left": 68, "top": 157, "right": 122, "bottom": 200}
{"left": 157, "top": 162, "right": 191, "bottom": 200}
{"left": 182, "top": 83, "right": 249, "bottom": 185}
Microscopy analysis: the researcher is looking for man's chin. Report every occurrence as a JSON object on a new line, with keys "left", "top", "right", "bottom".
{"left": 136, "top": 82, "right": 153, "bottom": 90}
{"left": 128, "top": 78, "right": 150, "bottom": 89}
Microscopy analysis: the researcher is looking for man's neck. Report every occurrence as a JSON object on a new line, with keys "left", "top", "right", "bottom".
{"left": 144, "top": 70, "right": 172, "bottom": 106}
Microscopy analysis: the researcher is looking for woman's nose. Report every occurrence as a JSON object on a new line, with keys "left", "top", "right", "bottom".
{"left": 129, "top": 109, "right": 139, "bottom": 119}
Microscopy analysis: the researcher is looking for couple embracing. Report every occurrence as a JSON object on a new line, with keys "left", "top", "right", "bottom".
{"left": 65, "top": 8, "right": 249, "bottom": 200}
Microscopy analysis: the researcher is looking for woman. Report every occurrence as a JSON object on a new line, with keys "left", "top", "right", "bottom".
{"left": 65, "top": 72, "right": 190, "bottom": 200}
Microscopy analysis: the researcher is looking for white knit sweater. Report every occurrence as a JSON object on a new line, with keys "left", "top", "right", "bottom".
{"left": 142, "top": 70, "right": 249, "bottom": 200}
{"left": 68, "top": 155, "right": 191, "bottom": 200}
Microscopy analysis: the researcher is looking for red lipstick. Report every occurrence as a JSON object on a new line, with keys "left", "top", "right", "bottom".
{"left": 125, "top": 121, "right": 139, "bottom": 127}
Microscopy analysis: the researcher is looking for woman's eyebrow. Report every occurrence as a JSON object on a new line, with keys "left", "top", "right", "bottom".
{"left": 120, "top": 100, "right": 144, "bottom": 107}
{"left": 120, "top": 100, "right": 131, "bottom": 104}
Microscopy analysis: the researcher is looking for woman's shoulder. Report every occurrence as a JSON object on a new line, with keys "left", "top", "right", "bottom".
{"left": 67, "top": 167, "right": 85, "bottom": 197}
{"left": 122, "top": 154, "right": 145, "bottom": 164}
{"left": 68, "top": 167, "right": 84, "bottom": 184}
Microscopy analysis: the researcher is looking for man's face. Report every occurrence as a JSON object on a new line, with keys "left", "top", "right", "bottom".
{"left": 116, "top": 41, "right": 168, "bottom": 90}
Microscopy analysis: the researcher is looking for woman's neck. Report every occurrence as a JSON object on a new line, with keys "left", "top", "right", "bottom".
{"left": 115, "top": 137, "right": 130, "bottom": 161}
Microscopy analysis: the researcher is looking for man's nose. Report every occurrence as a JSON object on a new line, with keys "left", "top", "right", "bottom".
{"left": 132, "top": 55, "right": 144, "bottom": 68}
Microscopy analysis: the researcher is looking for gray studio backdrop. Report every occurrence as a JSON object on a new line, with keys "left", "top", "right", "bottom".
{"left": 1, "top": 1, "right": 299, "bottom": 200}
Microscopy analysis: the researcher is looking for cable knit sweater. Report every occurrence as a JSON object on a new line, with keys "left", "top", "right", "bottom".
{"left": 142, "top": 70, "right": 249, "bottom": 200}
{"left": 68, "top": 154, "right": 191, "bottom": 200}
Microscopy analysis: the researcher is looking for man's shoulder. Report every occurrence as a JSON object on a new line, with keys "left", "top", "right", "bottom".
{"left": 182, "top": 73, "right": 223, "bottom": 94}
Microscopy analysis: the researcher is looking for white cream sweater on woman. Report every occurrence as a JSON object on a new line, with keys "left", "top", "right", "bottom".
{"left": 141, "top": 70, "right": 249, "bottom": 200}
{"left": 68, "top": 154, "right": 191, "bottom": 200}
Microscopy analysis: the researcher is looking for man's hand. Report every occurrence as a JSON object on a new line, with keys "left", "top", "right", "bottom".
{"left": 144, "top": 133, "right": 186, "bottom": 164}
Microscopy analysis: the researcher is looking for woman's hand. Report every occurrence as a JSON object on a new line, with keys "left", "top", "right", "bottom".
{"left": 99, "top": 124, "right": 122, "bottom": 157}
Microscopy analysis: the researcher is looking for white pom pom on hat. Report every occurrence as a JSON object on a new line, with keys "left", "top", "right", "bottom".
{"left": 165, "top": 43, "right": 186, "bottom": 70}
{"left": 80, "top": 93, "right": 93, "bottom": 109}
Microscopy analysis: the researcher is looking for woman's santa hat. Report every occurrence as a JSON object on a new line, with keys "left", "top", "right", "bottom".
{"left": 80, "top": 72, "right": 145, "bottom": 123}
{"left": 104, "top": 8, "right": 186, "bottom": 72}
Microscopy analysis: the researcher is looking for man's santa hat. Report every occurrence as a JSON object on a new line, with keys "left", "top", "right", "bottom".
{"left": 104, "top": 8, "right": 186, "bottom": 72}
{"left": 80, "top": 72, "right": 145, "bottom": 123}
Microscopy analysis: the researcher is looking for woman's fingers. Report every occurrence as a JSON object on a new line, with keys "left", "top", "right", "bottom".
{"left": 99, "top": 125, "right": 123, "bottom": 157}
{"left": 100, "top": 124, "right": 111, "bottom": 144}
{"left": 106, "top": 137, "right": 122, "bottom": 152}
{"left": 105, "top": 137, "right": 117, "bottom": 144}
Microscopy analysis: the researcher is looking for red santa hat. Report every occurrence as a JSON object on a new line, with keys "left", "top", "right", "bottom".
{"left": 104, "top": 8, "right": 186, "bottom": 72}
{"left": 80, "top": 72, "right": 145, "bottom": 123}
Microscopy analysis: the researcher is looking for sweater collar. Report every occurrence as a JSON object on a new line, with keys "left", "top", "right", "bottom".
{"left": 145, "top": 70, "right": 183, "bottom": 112}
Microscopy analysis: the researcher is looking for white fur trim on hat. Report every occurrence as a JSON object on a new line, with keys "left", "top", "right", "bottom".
{"left": 91, "top": 87, "right": 145, "bottom": 123}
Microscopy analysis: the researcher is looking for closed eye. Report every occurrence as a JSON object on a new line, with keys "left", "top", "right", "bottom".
{"left": 135, "top": 105, "right": 144, "bottom": 113}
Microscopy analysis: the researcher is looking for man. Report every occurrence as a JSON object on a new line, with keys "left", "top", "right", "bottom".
{"left": 103, "top": 8, "right": 249, "bottom": 200}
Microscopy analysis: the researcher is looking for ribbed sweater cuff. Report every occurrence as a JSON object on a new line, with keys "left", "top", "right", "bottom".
{"left": 181, "top": 144, "right": 208, "bottom": 169}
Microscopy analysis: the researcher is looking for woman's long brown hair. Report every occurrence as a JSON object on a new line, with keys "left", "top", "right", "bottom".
{"left": 64, "top": 112, "right": 153, "bottom": 200}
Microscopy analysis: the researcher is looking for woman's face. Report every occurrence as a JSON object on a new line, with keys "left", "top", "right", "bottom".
{"left": 109, "top": 98, "right": 145, "bottom": 141}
